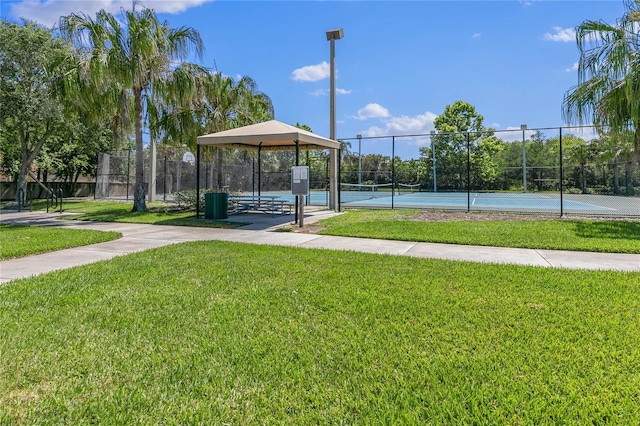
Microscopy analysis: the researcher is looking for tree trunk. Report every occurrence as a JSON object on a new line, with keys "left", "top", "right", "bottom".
{"left": 132, "top": 88, "right": 147, "bottom": 212}
{"left": 216, "top": 147, "right": 224, "bottom": 190}
{"left": 16, "top": 127, "right": 48, "bottom": 202}
{"left": 15, "top": 162, "right": 30, "bottom": 204}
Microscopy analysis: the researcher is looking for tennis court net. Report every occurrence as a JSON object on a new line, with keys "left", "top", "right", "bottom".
{"left": 339, "top": 183, "right": 420, "bottom": 201}
{"left": 396, "top": 183, "right": 421, "bottom": 195}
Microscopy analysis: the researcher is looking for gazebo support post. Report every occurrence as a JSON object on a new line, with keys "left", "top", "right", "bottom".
{"left": 258, "top": 143, "right": 262, "bottom": 197}
{"left": 337, "top": 147, "right": 341, "bottom": 212}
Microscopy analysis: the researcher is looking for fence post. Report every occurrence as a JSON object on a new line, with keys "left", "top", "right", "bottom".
{"left": 467, "top": 132, "right": 471, "bottom": 212}
{"left": 559, "top": 127, "right": 564, "bottom": 217}
{"left": 94, "top": 153, "right": 99, "bottom": 200}
{"left": 391, "top": 136, "right": 395, "bottom": 210}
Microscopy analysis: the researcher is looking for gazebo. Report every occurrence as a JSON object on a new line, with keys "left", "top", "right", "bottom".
{"left": 196, "top": 120, "right": 341, "bottom": 218}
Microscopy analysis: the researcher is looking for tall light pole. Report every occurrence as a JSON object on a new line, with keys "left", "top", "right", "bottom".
{"left": 357, "top": 133, "right": 362, "bottom": 185}
{"left": 326, "top": 28, "right": 343, "bottom": 210}
{"left": 521, "top": 124, "right": 527, "bottom": 192}
{"left": 430, "top": 130, "right": 437, "bottom": 192}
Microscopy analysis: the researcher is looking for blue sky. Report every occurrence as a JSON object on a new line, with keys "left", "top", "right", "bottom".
{"left": 1, "top": 0, "right": 626, "bottom": 157}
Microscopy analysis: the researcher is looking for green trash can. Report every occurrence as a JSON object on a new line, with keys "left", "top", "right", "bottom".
{"left": 204, "top": 192, "right": 228, "bottom": 220}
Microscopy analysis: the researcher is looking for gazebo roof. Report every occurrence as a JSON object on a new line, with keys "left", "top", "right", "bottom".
{"left": 196, "top": 120, "right": 340, "bottom": 151}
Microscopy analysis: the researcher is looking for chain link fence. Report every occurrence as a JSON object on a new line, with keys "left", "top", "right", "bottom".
{"left": 94, "top": 126, "right": 638, "bottom": 217}
{"left": 339, "top": 126, "right": 639, "bottom": 217}
{"left": 95, "top": 146, "right": 331, "bottom": 203}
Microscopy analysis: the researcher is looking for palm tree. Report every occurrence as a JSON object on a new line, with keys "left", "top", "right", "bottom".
{"left": 563, "top": 0, "right": 640, "bottom": 160}
{"left": 149, "top": 69, "right": 273, "bottom": 190}
{"left": 566, "top": 141, "right": 596, "bottom": 193}
{"left": 199, "top": 73, "right": 274, "bottom": 189}
{"left": 60, "top": 3, "right": 203, "bottom": 211}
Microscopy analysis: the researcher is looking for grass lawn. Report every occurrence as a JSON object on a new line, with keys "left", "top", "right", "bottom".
{"left": 316, "top": 210, "right": 640, "bottom": 254}
{"left": 0, "top": 224, "right": 121, "bottom": 260}
{"left": 23, "top": 199, "right": 245, "bottom": 228}
{"left": 1, "top": 241, "right": 639, "bottom": 424}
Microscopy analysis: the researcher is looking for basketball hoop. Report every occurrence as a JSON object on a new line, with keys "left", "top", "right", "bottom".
{"left": 182, "top": 151, "right": 195, "bottom": 165}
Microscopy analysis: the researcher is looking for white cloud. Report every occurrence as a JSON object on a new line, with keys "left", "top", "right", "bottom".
{"left": 542, "top": 27, "right": 576, "bottom": 42}
{"left": 362, "top": 126, "right": 387, "bottom": 138}
{"left": 497, "top": 125, "right": 599, "bottom": 142}
{"left": 352, "top": 103, "right": 390, "bottom": 120}
{"left": 384, "top": 111, "right": 438, "bottom": 134}
{"left": 9, "top": 0, "right": 212, "bottom": 28}
{"left": 561, "top": 125, "right": 600, "bottom": 141}
{"left": 292, "top": 62, "right": 330, "bottom": 82}
{"left": 310, "top": 87, "right": 351, "bottom": 97}
{"left": 565, "top": 62, "right": 579, "bottom": 72}
{"left": 472, "top": 33, "right": 481, "bottom": 39}
{"left": 498, "top": 126, "right": 537, "bottom": 142}
{"left": 361, "top": 111, "right": 437, "bottom": 137}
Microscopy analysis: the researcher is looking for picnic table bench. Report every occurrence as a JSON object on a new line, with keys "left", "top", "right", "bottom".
{"left": 228, "top": 195, "right": 293, "bottom": 217}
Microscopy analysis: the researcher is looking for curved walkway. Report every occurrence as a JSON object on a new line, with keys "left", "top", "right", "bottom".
{"left": 1, "top": 209, "right": 639, "bottom": 284}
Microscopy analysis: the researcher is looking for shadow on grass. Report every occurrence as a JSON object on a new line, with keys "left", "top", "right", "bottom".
{"left": 65, "top": 209, "right": 248, "bottom": 229}
{"left": 572, "top": 221, "right": 640, "bottom": 241}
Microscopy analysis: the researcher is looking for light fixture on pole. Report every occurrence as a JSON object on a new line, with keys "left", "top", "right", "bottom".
{"left": 521, "top": 124, "right": 527, "bottom": 192}
{"left": 326, "top": 28, "right": 343, "bottom": 210}
{"left": 430, "top": 130, "right": 437, "bottom": 192}
{"left": 356, "top": 134, "right": 362, "bottom": 185}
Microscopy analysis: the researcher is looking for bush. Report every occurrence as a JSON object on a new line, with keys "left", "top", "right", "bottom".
{"left": 173, "top": 190, "right": 215, "bottom": 210}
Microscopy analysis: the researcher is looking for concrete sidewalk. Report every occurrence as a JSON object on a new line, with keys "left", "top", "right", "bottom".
{"left": 1, "top": 209, "right": 639, "bottom": 283}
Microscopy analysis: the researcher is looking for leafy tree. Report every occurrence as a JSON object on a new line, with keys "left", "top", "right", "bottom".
{"left": 420, "top": 101, "right": 495, "bottom": 190}
{"left": 470, "top": 135, "right": 505, "bottom": 189}
{"left": 43, "top": 116, "right": 114, "bottom": 189}
{"left": 59, "top": 4, "right": 204, "bottom": 211}
{"left": 563, "top": 0, "right": 640, "bottom": 161}
{"left": 0, "top": 19, "right": 76, "bottom": 201}
{"left": 393, "top": 157, "right": 427, "bottom": 186}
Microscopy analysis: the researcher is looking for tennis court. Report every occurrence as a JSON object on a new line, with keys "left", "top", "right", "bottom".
{"left": 253, "top": 183, "right": 639, "bottom": 217}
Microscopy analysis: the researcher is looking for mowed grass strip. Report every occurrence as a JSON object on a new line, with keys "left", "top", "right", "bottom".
{"left": 317, "top": 210, "right": 640, "bottom": 253}
{"left": 0, "top": 224, "right": 121, "bottom": 260}
{"left": 1, "top": 241, "right": 639, "bottom": 424}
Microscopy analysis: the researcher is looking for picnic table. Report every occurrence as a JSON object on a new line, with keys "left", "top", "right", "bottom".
{"left": 228, "top": 195, "right": 293, "bottom": 217}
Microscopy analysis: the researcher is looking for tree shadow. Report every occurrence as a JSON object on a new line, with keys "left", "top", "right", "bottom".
{"left": 571, "top": 221, "right": 640, "bottom": 241}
